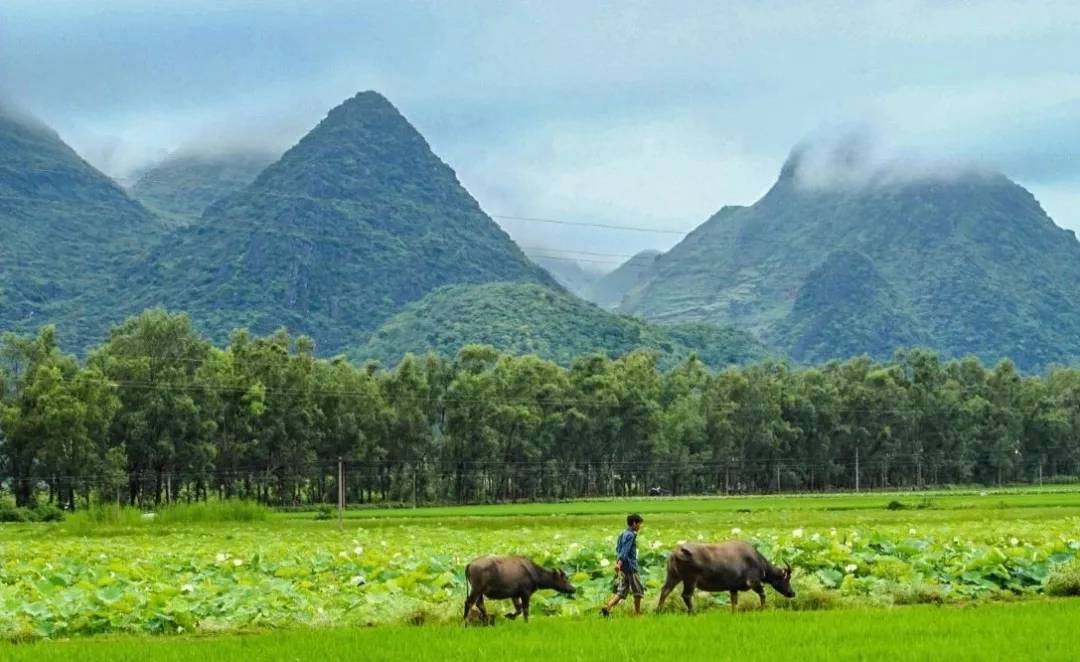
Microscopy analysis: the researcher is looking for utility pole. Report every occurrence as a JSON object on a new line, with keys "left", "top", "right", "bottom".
{"left": 776, "top": 464, "right": 781, "bottom": 494}
{"left": 855, "top": 447, "right": 860, "bottom": 493}
{"left": 337, "top": 457, "right": 344, "bottom": 531}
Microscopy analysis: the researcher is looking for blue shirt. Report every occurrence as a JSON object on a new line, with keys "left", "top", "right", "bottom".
{"left": 615, "top": 528, "right": 639, "bottom": 574}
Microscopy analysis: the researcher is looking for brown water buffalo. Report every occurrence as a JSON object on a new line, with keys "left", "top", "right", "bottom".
{"left": 464, "top": 555, "right": 576, "bottom": 623}
{"left": 657, "top": 540, "right": 794, "bottom": 613}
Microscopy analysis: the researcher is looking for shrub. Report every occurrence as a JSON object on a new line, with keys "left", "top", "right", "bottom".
{"left": 31, "top": 502, "right": 65, "bottom": 522}
{"left": 315, "top": 505, "right": 335, "bottom": 520}
{"left": 1046, "top": 560, "right": 1080, "bottom": 597}
{"left": 0, "top": 503, "right": 30, "bottom": 522}
{"left": 886, "top": 500, "right": 906, "bottom": 510}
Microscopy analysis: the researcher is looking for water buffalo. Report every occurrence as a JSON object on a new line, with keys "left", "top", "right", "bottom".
{"left": 464, "top": 555, "right": 576, "bottom": 623}
{"left": 657, "top": 540, "right": 794, "bottom": 613}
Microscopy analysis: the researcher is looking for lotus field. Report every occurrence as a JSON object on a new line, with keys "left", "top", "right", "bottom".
{"left": 2, "top": 490, "right": 1080, "bottom": 641}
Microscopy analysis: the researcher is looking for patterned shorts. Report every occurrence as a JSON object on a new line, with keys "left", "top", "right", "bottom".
{"left": 615, "top": 571, "right": 645, "bottom": 598}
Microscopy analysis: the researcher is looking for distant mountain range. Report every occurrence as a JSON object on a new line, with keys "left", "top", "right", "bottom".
{"left": 1, "top": 92, "right": 761, "bottom": 368}
{"left": 621, "top": 146, "right": 1080, "bottom": 371}
{"left": 5, "top": 95, "right": 1080, "bottom": 372}
{"left": 581, "top": 249, "right": 661, "bottom": 309}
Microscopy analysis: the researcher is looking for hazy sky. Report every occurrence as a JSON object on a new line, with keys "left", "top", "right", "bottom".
{"left": 2, "top": 0, "right": 1079, "bottom": 264}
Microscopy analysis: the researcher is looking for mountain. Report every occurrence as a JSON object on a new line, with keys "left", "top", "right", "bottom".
{"left": 0, "top": 104, "right": 164, "bottom": 347}
{"left": 126, "top": 92, "right": 556, "bottom": 353}
{"left": 350, "top": 282, "right": 768, "bottom": 369}
{"left": 129, "top": 151, "right": 276, "bottom": 225}
{"left": 530, "top": 255, "right": 600, "bottom": 295}
{"left": 622, "top": 145, "right": 1080, "bottom": 371}
{"left": 771, "top": 250, "right": 928, "bottom": 361}
{"left": 581, "top": 249, "right": 661, "bottom": 309}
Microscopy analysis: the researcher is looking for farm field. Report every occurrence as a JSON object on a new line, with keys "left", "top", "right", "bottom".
{"left": 2, "top": 488, "right": 1080, "bottom": 648}
{"left": 6, "top": 600, "right": 1080, "bottom": 661}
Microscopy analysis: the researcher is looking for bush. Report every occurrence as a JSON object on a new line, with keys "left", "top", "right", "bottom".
{"left": 886, "top": 500, "right": 906, "bottom": 510}
{"left": 0, "top": 503, "right": 31, "bottom": 522}
{"left": 315, "top": 505, "right": 335, "bottom": 520}
{"left": 31, "top": 502, "right": 65, "bottom": 522}
{"left": 1046, "top": 560, "right": 1080, "bottom": 597}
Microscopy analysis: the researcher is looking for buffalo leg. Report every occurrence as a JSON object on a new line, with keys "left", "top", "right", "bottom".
{"left": 464, "top": 589, "right": 482, "bottom": 622}
{"left": 475, "top": 595, "right": 491, "bottom": 625}
{"left": 681, "top": 580, "right": 695, "bottom": 613}
{"left": 505, "top": 597, "right": 523, "bottom": 620}
{"left": 753, "top": 585, "right": 766, "bottom": 608}
{"left": 730, "top": 590, "right": 738, "bottom": 613}
{"left": 521, "top": 594, "right": 531, "bottom": 623}
{"left": 657, "top": 572, "right": 681, "bottom": 612}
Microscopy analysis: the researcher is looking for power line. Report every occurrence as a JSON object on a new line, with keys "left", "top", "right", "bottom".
{"left": 492, "top": 214, "right": 691, "bottom": 235}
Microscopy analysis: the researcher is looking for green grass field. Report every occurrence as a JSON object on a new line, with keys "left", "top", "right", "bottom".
{"left": 6, "top": 600, "right": 1079, "bottom": 661}
{"left": 3, "top": 487, "right": 1080, "bottom": 658}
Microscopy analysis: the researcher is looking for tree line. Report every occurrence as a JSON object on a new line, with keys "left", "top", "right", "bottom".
{"left": 2, "top": 310, "right": 1079, "bottom": 509}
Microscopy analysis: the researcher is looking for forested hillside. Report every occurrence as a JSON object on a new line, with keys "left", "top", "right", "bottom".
{"left": 3, "top": 311, "right": 1078, "bottom": 507}
{"left": 351, "top": 282, "right": 767, "bottom": 369}
{"left": 129, "top": 151, "right": 276, "bottom": 225}
{"left": 115, "top": 91, "right": 557, "bottom": 354}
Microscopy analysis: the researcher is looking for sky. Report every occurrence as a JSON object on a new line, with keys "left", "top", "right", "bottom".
{"left": 2, "top": 0, "right": 1079, "bottom": 268}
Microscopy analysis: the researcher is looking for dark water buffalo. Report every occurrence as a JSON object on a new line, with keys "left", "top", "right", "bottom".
{"left": 464, "top": 555, "right": 576, "bottom": 623}
{"left": 657, "top": 540, "right": 794, "bottom": 612}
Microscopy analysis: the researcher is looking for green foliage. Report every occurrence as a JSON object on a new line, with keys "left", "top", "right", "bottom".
{"left": 351, "top": 282, "right": 767, "bottom": 370}
{"left": 153, "top": 501, "right": 269, "bottom": 524}
{"left": 0, "top": 493, "right": 1079, "bottom": 639}
{"left": 624, "top": 159, "right": 1080, "bottom": 372}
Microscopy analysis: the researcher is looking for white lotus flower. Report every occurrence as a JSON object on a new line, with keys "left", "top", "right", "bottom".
{"left": 650, "top": 540, "right": 663, "bottom": 550}
{"left": 810, "top": 533, "right": 821, "bottom": 542}
{"left": 176, "top": 626, "right": 184, "bottom": 633}
{"left": 600, "top": 558, "right": 610, "bottom": 567}
{"left": 792, "top": 528, "right": 804, "bottom": 538}
{"left": 845, "top": 564, "right": 858, "bottom": 573}
{"left": 350, "top": 575, "right": 366, "bottom": 586}
{"left": 909, "top": 528, "right": 917, "bottom": 535}
{"left": 676, "top": 540, "right": 686, "bottom": 545}
{"left": 232, "top": 558, "right": 243, "bottom": 567}
{"left": 338, "top": 551, "right": 349, "bottom": 559}
{"left": 697, "top": 534, "right": 704, "bottom": 540}
{"left": 731, "top": 527, "right": 742, "bottom": 535}
{"left": 180, "top": 583, "right": 195, "bottom": 594}
{"left": 830, "top": 528, "right": 838, "bottom": 536}
{"left": 215, "top": 553, "right": 228, "bottom": 563}
{"left": 353, "top": 546, "right": 363, "bottom": 555}
{"left": 1010, "top": 537, "right": 1020, "bottom": 546}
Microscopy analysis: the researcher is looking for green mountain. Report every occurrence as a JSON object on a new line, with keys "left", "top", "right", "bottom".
{"left": 351, "top": 281, "right": 768, "bottom": 369}
{"left": 0, "top": 105, "right": 164, "bottom": 348}
{"left": 623, "top": 147, "right": 1080, "bottom": 371}
{"left": 771, "top": 250, "right": 927, "bottom": 361}
{"left": 530, "top": 255, "right": 600, "bottom": 295}
{"left": 129, "top": 151, "right": 276, "bottom": 225}
{"left": 581, "top": 249, "right": 662, "bottom": 309}
{"left": 127, "top": 91, "right": 556, "bottom": 353}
